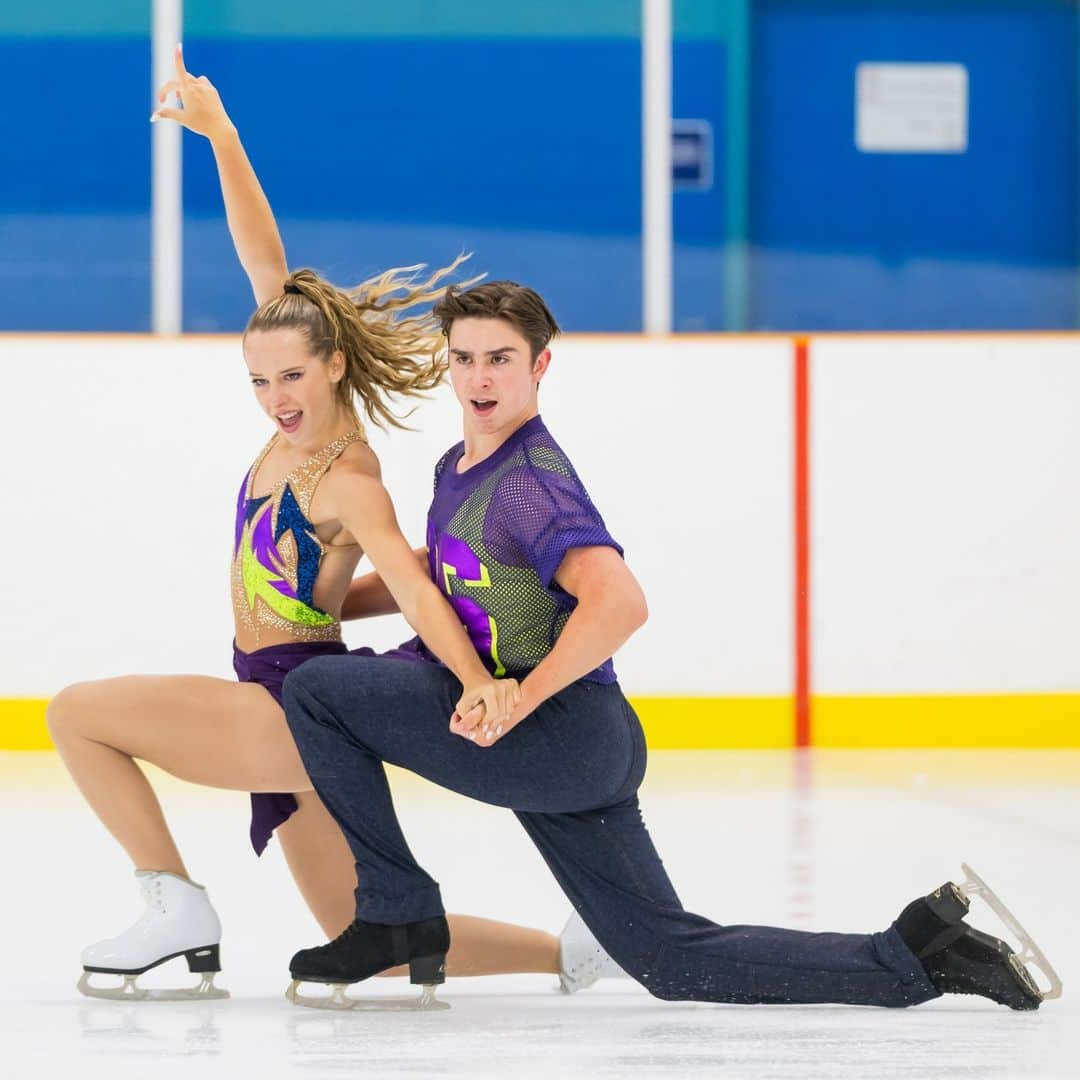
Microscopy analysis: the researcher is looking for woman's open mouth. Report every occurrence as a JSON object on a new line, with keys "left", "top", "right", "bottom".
{"left": 277, "top": 410, "right": 302, "bottom": 433}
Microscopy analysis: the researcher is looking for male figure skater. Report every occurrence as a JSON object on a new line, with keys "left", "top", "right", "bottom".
{"left": 282, "top": 281, "right": 1053, "bottom": 1012}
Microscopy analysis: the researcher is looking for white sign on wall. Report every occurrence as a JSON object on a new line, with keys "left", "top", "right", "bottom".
{"left": 855, "top": 62, "right": 969, "bottom": 153}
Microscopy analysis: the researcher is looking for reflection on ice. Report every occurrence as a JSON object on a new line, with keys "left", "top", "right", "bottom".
{"left": 77, "top": 999, "right": 223, "bottom": 1058}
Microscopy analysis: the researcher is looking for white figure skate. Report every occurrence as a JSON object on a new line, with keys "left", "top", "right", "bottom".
{"left": 558, "top": 910, "right": 628, "bottom": 994}
{"left": 78, "top": 871, "right": 229, "bottom": 1001}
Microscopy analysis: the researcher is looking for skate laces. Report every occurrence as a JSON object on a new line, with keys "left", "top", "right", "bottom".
{"left": 324, "top": 920, "right": 364, "bottom": 950}
{"left": 137, "top": 877, "right": 167, "bottom": 915}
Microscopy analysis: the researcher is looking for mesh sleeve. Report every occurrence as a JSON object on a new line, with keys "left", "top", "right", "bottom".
{"left": 432, "top": 443, "right": 461, "bottom": 492}
{"left": 484, "top": 463, "right": 622, "bottom": 588}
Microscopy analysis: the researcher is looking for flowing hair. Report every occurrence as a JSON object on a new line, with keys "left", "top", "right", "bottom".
{"left": 244, "top": 254, "right": 477, "bottom": 430}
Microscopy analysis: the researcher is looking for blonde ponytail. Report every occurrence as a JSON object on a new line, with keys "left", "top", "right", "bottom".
{"left": 245, "top": 254, "right": 477, "bottom": 430}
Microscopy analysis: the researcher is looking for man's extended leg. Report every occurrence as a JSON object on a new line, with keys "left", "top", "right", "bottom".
{"left": 283, "top": 654, "right": 938, "bottom": 1006}
{"left": 513, "top": 800, "right": 936, "bottom": 1005}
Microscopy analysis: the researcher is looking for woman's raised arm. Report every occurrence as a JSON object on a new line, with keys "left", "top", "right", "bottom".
{"left": 152, "top": 44, "right": 287, "bottom": 305}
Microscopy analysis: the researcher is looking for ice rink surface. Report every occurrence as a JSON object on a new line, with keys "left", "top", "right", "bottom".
{"left": 1, "top": 749, "right": 1076, "bottom": 1080}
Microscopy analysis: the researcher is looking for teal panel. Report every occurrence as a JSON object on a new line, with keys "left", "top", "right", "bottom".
{"left": 188, "top": 0, "right": 737, "bottom": 41}
{"left": 0, "top": 1, "right": 738, "bottom": 42}
{"left": 184, "top": 1, "right": 639, "bottom": 39}
{"left": 0, "top": 2, "right": 148, "bottom": 36}
{"left": 675, "top": 0, "right": 746, "bottom": 41}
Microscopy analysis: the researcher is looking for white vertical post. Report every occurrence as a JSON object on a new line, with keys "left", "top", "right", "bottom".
{"left": 642, "top": 0, "right": 673, "bottom": 334}
{"left": 152, "top": 0, "right": 183, "bottom": 335}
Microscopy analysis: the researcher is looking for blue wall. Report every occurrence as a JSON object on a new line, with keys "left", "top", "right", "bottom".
{"left": 0, "top": 37, "right": 151, "bottom": 330}
{"left": 0, "top": 3, "right": 1076, "bottom": 332}
{"left": 674, "top": 41, "right": 728, "bottom": 331}
{"left": 180, "top": 35, "right": 728, "bottom": 333}
{"left": 181, "top": 37, "right": 643, "bottom": 332}
{"left": 750, "top": 0, "right": 1079, "bottom": 330}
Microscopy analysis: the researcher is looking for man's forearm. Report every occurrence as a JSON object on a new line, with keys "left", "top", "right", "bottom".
{"left": 520, "top": 598, "right": 646, "bottom": 710}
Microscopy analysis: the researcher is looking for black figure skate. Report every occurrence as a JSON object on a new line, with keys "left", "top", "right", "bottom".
{"left": 897, "top": 863, "right": 1062, "bottom": 1010}
{"left": 286, "top": 915, "right": 450, "bottom": 1012}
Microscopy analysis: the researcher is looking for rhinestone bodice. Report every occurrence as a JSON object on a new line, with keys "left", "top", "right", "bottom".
{"left": 230, "top": 429, "right": 366, "bottom": 644}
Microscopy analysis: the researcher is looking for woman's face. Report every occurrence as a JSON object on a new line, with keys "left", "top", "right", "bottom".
{"left": 243, "top": 328, "right": 344, "bottom": 444}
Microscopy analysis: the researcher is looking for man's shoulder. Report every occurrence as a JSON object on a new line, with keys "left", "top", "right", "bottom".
{"left": 433, "top": 440, "right": 465, "bottom": 484}
{"left": 492, "top": 439, "right": 599, "bottom": 521}
{"left": 516, "top": 422, "right": 582, "bottom": 484}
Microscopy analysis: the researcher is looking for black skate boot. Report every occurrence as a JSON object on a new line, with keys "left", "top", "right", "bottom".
{"left": 895, "top": 882, "right": 1042, "bottom": 1011}
{"left": 286, "top": 915, "right": 450, "bottom": 1012}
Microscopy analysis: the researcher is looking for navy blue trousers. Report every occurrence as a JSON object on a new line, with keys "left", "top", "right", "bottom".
{"left": 282, "top": 655, "right": 939, "bottom": 1007}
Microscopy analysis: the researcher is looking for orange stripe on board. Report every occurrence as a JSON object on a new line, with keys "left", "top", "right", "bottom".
{"left": 3, "top": 331, "right": 1080, "bottom": 345}
{"left": 794, "top": 337, "right": 811, "bottom": 748}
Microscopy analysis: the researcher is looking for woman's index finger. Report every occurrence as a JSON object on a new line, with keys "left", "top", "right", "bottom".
{"left": 174, "top": 42, "right": 188, "bottom": 80}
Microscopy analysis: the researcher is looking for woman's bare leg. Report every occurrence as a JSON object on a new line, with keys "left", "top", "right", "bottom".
{"left": 276, "top": 790, "right": 357, "bottom": 937}
{"left": 277, "top": 789, "right": 560, "bottom": 976}
{"left": 46, "top": 675, "right": 310, "bottom": 874}
{"left": 50, "top": 676, "right": 560, "bottom": 976}
{"left": 441, "top": 916, "right": 559, "bottom": 976}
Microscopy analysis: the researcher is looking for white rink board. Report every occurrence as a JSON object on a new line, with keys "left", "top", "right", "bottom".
{"left": 0, "top": 334, "right": 792, "bottom": 698}
{"left": 813, "top": 336, "right": 1080, "bottom": 693}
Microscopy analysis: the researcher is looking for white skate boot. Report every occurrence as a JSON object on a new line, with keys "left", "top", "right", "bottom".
{"left": 558, "top": 911, "right": 628, "bottom": 994}
{"left": 78, "top": 871, "right": 229, "bottom": 1001}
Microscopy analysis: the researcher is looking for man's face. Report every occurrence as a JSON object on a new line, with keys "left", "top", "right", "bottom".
{"left": 447, "top": 317, "right": 550, "bottom": 440}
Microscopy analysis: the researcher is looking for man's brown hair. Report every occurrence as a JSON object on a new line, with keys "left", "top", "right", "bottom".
{"left": 433, "top": 280, "right": 561, "bottom": 360}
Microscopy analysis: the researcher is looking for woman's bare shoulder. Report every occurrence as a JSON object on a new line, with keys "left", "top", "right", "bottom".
{"left": 333, "top": 437, "right": 382, "bottom": 479}
{"left": 321, "top": 440, "right": 387, "bottom": 506}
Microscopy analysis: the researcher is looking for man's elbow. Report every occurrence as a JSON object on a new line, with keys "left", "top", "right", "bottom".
{"left": 611, "top": 576, "right": 648, "bottom": 633}
{"left": 609, "top": 565, "right": 648, "bottom": 632}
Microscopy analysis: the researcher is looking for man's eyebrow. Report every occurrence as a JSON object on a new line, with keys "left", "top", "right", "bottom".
{"left": 450, "top": 346, "right": 519, "bottom": 356}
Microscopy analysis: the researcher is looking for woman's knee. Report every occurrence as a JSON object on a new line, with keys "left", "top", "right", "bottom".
{"left": 45, "top": 680, "right": 97, "bottom": 740}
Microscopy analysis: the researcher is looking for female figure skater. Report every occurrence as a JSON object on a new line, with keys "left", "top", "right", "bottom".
{"left": 46, "top": 47, "right": 606, "bottom": 1001}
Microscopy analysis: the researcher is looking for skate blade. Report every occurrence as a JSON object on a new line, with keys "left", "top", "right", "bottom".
{"left": 78, "top": 971, "right": 230, "bottom": 1002}
{"left": 285, "top": 979, "right": 448, "bottom": 1012}
{"left": 958, "top": 862, "right": 1063, "bottom": 1001}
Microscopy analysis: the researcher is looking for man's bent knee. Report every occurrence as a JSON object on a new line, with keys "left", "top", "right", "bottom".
{"left": 281, "top": 661, "right": 335, "bottom": 737}
{"left": 283, "top": 656, "right": 342, "bottom": 700}
{"left": 282, "top": 656, "right": 375, "bottom": 724}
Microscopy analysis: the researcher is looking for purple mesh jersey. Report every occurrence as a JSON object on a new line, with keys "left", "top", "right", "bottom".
{"left": 399, "top": 415, "right": 623, "bottom": 683}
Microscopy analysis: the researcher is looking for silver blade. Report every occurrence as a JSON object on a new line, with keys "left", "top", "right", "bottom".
{"left": 77, "top": 971, "right": 230, "bottom": 1001}
{"left": 285, "top": 979, "right": 449, "bottom": 1012}
{"left": 958, "top": 862, "right": 1063, "bottom": 1000}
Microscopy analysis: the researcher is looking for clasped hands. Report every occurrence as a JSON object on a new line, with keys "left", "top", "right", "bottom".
{"left": 451, "top": 677, "right": 526, "bottom": 748}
